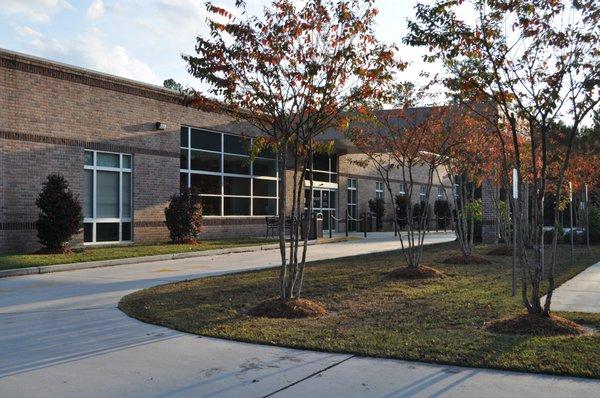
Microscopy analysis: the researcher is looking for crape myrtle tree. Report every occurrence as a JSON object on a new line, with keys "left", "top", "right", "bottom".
{"left": 184, "top": 0, "right": 399, "bottom": 304}
{"left": 406, "top": 0, "right": 600, "bottom": 317}
{"left": 348, "top": 104, "right": 459, "bottom": 271}
{"left": 435, "top": 107, "right": 493, "bottom": 259}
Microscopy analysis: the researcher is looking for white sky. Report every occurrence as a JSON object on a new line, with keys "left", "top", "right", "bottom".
{"left": 0, "top": 0, "right": 434, "bottom": 89}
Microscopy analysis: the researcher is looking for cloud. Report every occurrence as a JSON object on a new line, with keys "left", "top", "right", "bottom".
{"left": 0, "top": 0, "right": 72, "bottom": 23}
{"left": 86, "top": 0, "right": 104, "bottom": 20}
{"left": 15, "top": 26, "right": 160, "bottom": 84}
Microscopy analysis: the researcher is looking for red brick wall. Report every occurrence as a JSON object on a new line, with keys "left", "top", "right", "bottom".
{"left": 0, "top": 50, "right": 268, "bottom": 253}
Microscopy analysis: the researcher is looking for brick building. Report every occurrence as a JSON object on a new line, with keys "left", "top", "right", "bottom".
{"left": 1, "top": 49, "right": 457, "bottom": 253}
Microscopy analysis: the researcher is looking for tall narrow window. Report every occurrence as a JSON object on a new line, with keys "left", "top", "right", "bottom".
{"left": 375, "top": 181, "right": 384, "bottom": 199}
{"left": 437, "top": 186, "right": 445, "bottom": 199}
{"left": 347, "top": 178, "right": 357, "bottom": 232}
{"left": 399, "top": 182, "right": 406, "bottom": 196}
{"left": 419, "top": 185, "right": 427, "bottom": 203}
{"left": 84, "top": 150, "right": 132, "bottom": 243}
{"left": 179, "top": 126, "right": 278, "bottom": 216}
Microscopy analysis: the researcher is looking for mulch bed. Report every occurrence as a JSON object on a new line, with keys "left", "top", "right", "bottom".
{"left": 248, "top": 297, "right": 327, "bottom": 319}
{"left": 486, "top": 245, "right": 513, "bottom": 256}
{"left": 386, "top": 265, "right": 445, "bottom": 280}
{"left": 441, "top": 254, "right": 491, "bottom": 264}
{"left": 485, "top": 314, "right": 587, "bottom": 336}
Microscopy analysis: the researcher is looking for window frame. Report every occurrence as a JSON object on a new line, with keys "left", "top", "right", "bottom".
{"left": 437, "top": 186, "right": 445, "bottom": 200}
{"left": 180, "top": 126, "right": 279, "bottom": 217}
{"left": 84, "top": 150, "right": 133, "bottom": 245}
{"left": 375, "top": 180, "right": 384, "bottom": 199}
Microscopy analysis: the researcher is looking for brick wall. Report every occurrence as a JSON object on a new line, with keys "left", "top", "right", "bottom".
{"left": 0, "top": 49, "right": 268, "bottom": 252}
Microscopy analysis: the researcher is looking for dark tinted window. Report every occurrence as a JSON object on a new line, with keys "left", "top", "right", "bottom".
{"left": 180, "top": 127, "right": 188, "bottom": 147}
{"left": 224, "top": 197, "right": 250, "bottom": 215}
{"left": 191, "top": 174, "right": 221, "bottom": 195}
{"left": 200, "top": 196, "right": 221, "bottom": 215}
{"left": 253, "top": 198, "right": 277, "bottom": 215}
{"left": 224, "top": 155, "right": 250, "bottom": 175}
{"left": 190, "top": 150, "right": 221, "bottom": 172}
{"left": 224, "top": 134, "right": 249, "bottom": 155}
{"left": 191, "top": 129, "right": 221, "bottom": 151}
{"left": 224, "top": 176, "right": 251, "bottom": 196}
{"left": 96, "top": 223, "right": 120, "bottom": 242}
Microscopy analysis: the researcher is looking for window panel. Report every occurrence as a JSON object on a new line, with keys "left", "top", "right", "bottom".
{"left": 200, "top": 195, "right": 221, "bottom": 215}
{"left": 180, "top": 173, "right": 188, "bottom": 192}
{"left": 258, "top": 146, "right": 276, "bottom": 159}
{"left": 96, "top": 171, "right": 120, "bottom": 218}
{"left": 314, "top": 154, "right": 329, "bottom": 171}
{"left": 224, "top": 176, "right": 250, "bottom": 196}
{"left": 180, "top": 149, "right": 188, "bottom": 169}
{"left": 224, "top": 197, "right": 250, "bottom": 215}
{"left": 253, "top": 158, "right": 277, "bottom": 177}
{"left": 191, "top": 174, "right": 221, "bottom": 195}
{"left": 97, "top": 153, "right": 119, "bottom": 168}
{"left": 253, "top": 198, "right": 277, "bottom": 215}
{"left": 122, "top": 172, "right": 131, "bottom": 218}
{"left": 84, "top": 169, "right": 93, "bottom": 218}
{"left": 96, "top": 223, "right": 120, "bottom": 242}
{"left": 122, "top": 155, "right": 132, "bottom": 169}
{"left": 84, "top": 151, "right": 93, "bottom": 166}
{"left": 224, "top": 154, "right": 250, "bottom": 175}
{"left": 191, "top": 128, "right": 221, "bottom": 151}
{"left": 83, "top": 223, "right": 93, "bottom": 242}
{"left": 122, "top": 222, "right": 132, "bottom": 241}
{"left": 224, "top": 134, "right": 249, "bottom": 155}
{"left": 180, "top": 127, "right": 189, "bottom": 147}
{"left": 253, "top": 179, "right": 276, "bottom": 197}
{"left": 190, "top": 150, "right": 221, "bottom": 172}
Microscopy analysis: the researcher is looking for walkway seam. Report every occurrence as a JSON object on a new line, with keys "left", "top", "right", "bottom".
{"left": 261, "top": 355, "right": 355, "bottom": 398}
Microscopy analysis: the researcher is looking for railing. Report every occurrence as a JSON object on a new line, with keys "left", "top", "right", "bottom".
{"left": 322, "top": 211, "right": 454, "bottom": 239}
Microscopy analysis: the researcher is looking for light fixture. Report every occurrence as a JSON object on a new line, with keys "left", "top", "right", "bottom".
{"left": 155, "top": 122, "right": 166, "bottom": 130}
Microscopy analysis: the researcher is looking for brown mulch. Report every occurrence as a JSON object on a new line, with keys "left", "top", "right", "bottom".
{"left": 486, "top": 245, "right": 513, "bottom": 256}
{"left": 248, "top": 298, "right": 327, "bottom": 319}
{"left": 386, "top": 265, "right": 445, "bottom": 280}
{"left": 441, "top": 254, "right": 491, "bottom": 264}
{"left": 485, "top": 313, "right": 587, "bottom": 336}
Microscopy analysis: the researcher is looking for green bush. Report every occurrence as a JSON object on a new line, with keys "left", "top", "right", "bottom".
{"left": 36, "top": 174, "right": 82, "bottom": 252}
{"left": 164, "top": 189, "right": 203, "bottom": 243}
{"left": 395, "top": 194, "right": 411, "bottom": 229}
{"left": 368, "top": 197, "right": 386, "bottom": 231}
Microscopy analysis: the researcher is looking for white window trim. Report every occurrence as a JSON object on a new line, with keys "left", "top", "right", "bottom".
{"left": 180, "top": 126, "right": 279, "bottom": 217}
{"left": 84, "top": 150, "right": 133, "bottom": 245}
{"left": 375, "top": 181, "right": 384, "bottom": 199}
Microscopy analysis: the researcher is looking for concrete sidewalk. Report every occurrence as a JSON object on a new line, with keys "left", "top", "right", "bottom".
{"left": 1, "top": 232, "right": 599, "bottom": 397}
{"left": 548, "top": 261, "right": 600, "bottom": 313}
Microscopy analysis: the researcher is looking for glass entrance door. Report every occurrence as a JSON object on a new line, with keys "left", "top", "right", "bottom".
{"left": 305, "top": 188, "right": 337, "bottom": 233}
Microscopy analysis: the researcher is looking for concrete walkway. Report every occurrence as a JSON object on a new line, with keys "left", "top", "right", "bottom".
{"left": 1, "top": 232, "right": 599, "bottom": 397}
{"left": 548, "top": 261, "right": 600, "bottom": 313}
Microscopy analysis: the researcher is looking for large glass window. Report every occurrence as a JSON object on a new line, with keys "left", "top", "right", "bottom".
{"left": 84, "top": 150, "right": 133, "bottom": 244}
{"left": 419, "top": 185, "right": 427, "bottom": 202}
{"left": 308, "top": 154, "right": 338, "bottom": 183}
{"left": 180, "top": 126, "right": 278, "bottom": 216}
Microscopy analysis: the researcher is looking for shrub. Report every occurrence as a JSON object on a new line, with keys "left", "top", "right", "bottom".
{"left": 395, "top": 194, "right": 411, "bottom": 229}
{"left": 164, "top": 189, "right": 203, "bottom": 243}
{"left": 36, "top": 173, "right": 83, "bottom": 252}
{"left": 434, "top": 199, "right": 451, "bottom": 229}
{"left": 368, "top": 197, "right": 386, "bottom": 231}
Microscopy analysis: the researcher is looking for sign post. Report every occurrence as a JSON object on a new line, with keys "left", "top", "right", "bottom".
{"left": 586, "top": 184, "right": 591, "bottom": 253}
{"left": 569, "top": 182, "right": 574, "bottom": 265}
{"left": 512, "top": 169, "right": 518, "bottom": 297}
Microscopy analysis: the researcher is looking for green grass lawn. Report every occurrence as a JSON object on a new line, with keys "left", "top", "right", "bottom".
{"left": 119, "top": 242, "right": 600, "bottom": 378}
{"left": 0, "top": 238, "right": 277, "bottom": 271}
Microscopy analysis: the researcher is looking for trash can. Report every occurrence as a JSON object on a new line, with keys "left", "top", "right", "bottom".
{"left": 301, "top": 212, "right": 323, "bottom": 240}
